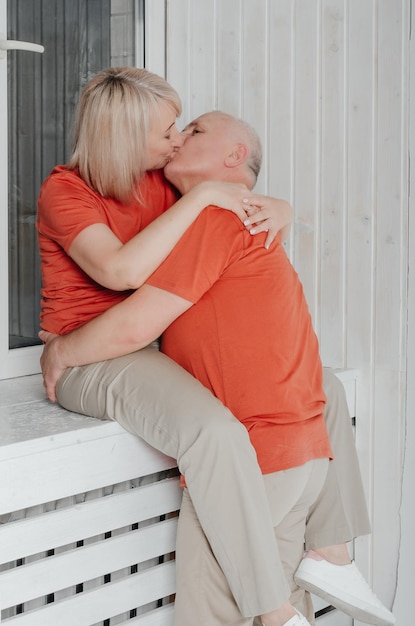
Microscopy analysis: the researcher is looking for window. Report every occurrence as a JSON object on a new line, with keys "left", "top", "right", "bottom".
{"left": 1, "top": 0, "right": 143, "bottom": 378}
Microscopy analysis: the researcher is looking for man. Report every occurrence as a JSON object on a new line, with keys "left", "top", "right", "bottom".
{"left": 40, "top": 112, "right": 394, "bottom": 626}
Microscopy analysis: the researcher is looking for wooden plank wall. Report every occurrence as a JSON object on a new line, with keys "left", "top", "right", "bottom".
{"left": 148, "top": 0, "right": 410, "bottom": 612}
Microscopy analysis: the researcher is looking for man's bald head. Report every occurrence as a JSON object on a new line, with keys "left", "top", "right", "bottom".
{"left": 164, "top": 111, "right": 262, "bottom": 194}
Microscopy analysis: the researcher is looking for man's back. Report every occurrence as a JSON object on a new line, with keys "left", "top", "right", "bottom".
{"left": 147, "top": 207, "right": 331, "bottom": 474}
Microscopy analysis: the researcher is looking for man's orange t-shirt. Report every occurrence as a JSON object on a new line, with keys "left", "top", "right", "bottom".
{"left": 147, "top": 207, "right": 333, "bottom": 475}
{"left": 37, "top": 167, "right": 178, "bottom": 334}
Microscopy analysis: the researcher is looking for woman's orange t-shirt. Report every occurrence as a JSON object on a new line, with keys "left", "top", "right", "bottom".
{"left": 37, "top": 166, "right": 177, "bottom": 334}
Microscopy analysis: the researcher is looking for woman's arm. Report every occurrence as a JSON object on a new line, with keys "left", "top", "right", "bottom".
{"left": 39, "top": 285, "right": 191, "bottom": 402}
{"left": 69, "top": 180, "right": 252, "bottom": 291}
{"left": 68, "top": 178, "right": 293, "bottom": 290}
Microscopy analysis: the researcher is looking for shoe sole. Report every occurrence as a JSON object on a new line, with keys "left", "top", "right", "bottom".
{"left": 294, "top": 573, "right": 395, "bottom": 626}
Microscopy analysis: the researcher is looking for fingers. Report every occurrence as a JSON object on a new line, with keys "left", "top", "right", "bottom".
{"left": 264, "top": 229, "right": 274, "bottom": 250}
{"left": 242, "top": 198, "right": 264, "bottom": 216}
{"left": 244, "top": 208, "right": 274, "bottom": 233}
{"left": 243, "top": 209, "right": 278, "bottom": 249}
{"left": 40, "top": 361, "right": 57, "bottom": 403}
{"left": 41, "top": 368, "right": 58, "bottom": 403}
{"left": 45, "top": 383, "right": 57, "bottom": 403}
{"left": 39, "top": 340, "right": 58, "bottom": 403}
{"left": 38, "top": 330, "right": 55, "bottom": 344}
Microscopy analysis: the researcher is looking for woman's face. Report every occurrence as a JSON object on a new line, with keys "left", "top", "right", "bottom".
{"left": 146, "top": 100, "right": 184, "bottom": 170}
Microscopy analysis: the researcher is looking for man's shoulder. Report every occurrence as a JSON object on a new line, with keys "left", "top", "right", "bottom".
{"left": 198, "top": 205, "right": 243, "bottom": 230}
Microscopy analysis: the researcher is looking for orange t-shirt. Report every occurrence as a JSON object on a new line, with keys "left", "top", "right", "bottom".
{"left": 37, "top": 167, "right": 178, "bottom": 334}
{"left": 147, "top": 207, "right": 333, "bottom": 474}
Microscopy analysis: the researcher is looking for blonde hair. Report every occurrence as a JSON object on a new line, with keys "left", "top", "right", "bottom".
{"left": 68, "top": 67, "right": 182, "bottom": 203}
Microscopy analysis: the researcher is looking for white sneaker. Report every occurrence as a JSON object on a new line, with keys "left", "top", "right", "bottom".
{"left": 294, "top": 555, "right": 395, "bottom": 626}
{"left": 282, "top": 611, "right": 311, "bottom": 626}
{"left": 262, "top": 611, "right": 310, "bottom": 626}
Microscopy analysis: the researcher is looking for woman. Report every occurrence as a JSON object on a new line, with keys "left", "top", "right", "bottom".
{"left": 37, "top": 67, "right": 296, "bottom": 626}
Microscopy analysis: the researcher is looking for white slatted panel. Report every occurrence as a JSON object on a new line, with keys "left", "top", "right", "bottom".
{"left": 0, "top": 474, "right": 180, "bottom": 625}
{"left": 118, "top": 604, "right": 174, "bottom": 625}
{"left": 1, "top": 479, "right": 180, "bottom": 564}
{"left": 0, "top": 518, "right": 177, "bottom": 609}
{"left": 163, "top": 0, "right": 408, "bottom": 615}
{"left": 1, "top": 563, "right": 175, "bottom": 626}
{"left": 1, "top": 432, "right": 177, "bottom": 515}
{"left": 0, "top": 375, "right": 181, "bottom": 625}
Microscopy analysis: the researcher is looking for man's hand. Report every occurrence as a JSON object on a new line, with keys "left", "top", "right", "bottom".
{"left": 38, "top": 330, "right": 65, "bottom": 403}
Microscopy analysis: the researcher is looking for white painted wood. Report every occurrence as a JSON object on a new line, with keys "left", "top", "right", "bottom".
{"left": 143, "top": 0, "right": 165, "bottom": 76}
{"left": 344, "top": 6, "right": 378, "bottom": 586}
{"left": 0, "top": 429, "right": 177, "bottom": 514}
{"left": 265, "top": 0, "right": 295, "bottom": 207}
{"left": 0, "top": 519, "right": 177, "bottom": 609}
{"left": 216, "top": 0, "right": 244, "bottom": 118}
{"left": 184, "top": 0, "right": 217, "bottom": 117}
{"left": 2, "top": 562, "right": 175, "bottom": 626}
{"left": 290, "top": 0, "right": 321, "bottom": 319}
{"left": 370, "top": 0, "right": 409, "bottom": 607}
{"left": 393, "top": 3, "right": 415, "bottom": 622}
{"left": 0, "top": 377, "right": 180, "bottom": 623}
{"left": 118, "top": 604, "right": 174, "bottom": 625}
{"left": 165, "top": 0, "right": 192, "bottom": 128}
{"left": 1, "top": 478, "right": 181, "bottom": 563}
{"left": 319, "top": 0, "right": 346, "bottom": 362}
{"left": 238, "top": 1, "right": 268, "bottom": 149}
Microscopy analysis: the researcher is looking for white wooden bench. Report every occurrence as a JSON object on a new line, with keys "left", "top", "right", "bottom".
{"left": 0, "top": 370, "right": 357, "bottom": 625}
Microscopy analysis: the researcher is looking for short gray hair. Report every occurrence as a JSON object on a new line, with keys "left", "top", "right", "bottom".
{"left": 211, "top": 111, "right": 262, "bottom": 185}
{"left": 238, "top": 118, "right": 262, "bottom": 182}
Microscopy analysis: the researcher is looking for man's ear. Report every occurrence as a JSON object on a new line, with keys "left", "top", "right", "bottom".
{"left": 224, "top": 143, "right": 248, "bottom": 168}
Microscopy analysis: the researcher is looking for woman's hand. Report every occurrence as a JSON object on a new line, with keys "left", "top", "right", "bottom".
{"left": 199, "top": 180, "right": 294, "bottom": 249}
{"left": 192, "top": 180, "right": 254, "bottom": 222}
{"left": 38, "top": 330, "right": 66, "bottom": 403}
{"left": 242, "top": 196, "right": 293, "bottom": 249}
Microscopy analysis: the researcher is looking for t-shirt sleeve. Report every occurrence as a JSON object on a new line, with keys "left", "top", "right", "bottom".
{"left": 37, "top": 170, "right": 109, "bottom": 253}
{"left": 146, "top": 206, "right": 244, "bottom": 303}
